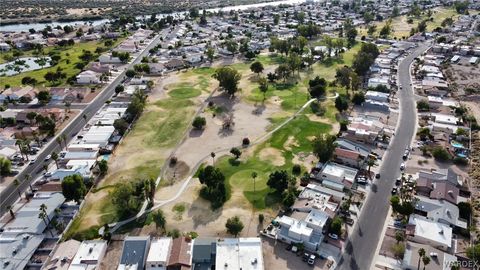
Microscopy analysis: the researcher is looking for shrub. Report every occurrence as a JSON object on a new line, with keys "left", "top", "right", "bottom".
{"left": 292, "top": 164, "right": 301, "bottom": 175}
{"left": 432, "top": 147, "right": 451, "bottom": 162}
{"left": 242, "top": 137, "right": 250, "bottom": 146}
{"left": 453, "top": 157, "right": 468, "bottom": 166}
{"left": 192, "top": 116, "right": 206, "bottom": 130}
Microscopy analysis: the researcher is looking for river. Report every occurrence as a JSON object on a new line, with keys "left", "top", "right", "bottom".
{"left": 0, "top": 0, "right": 309, "bottom": 32}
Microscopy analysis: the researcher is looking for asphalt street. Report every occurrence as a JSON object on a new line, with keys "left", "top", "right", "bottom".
{"left": 0, "top": 32, "right": 164, "bottom": 215}
{"left": 337, "top": 42, "right": 431, "bottom": 270}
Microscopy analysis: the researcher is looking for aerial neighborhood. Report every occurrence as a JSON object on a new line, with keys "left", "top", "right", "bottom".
{"left": 0, "top": 0, "right": 479, "bottom": 270}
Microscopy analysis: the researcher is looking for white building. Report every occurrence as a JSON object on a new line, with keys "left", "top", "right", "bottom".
{"left": 69, "top": 240, "right": 108, "bottom": 270}
{"left": 407, "top": 215, "right": 452, "bottom": 251}
{"left": 365, "top": 91, "right": 389, "bottom": 102}
{"left": 215, "top": 238, "right": 264, "bottom": 270}
{"left": 317, "top": 162, "right": 358, "bottom": 190}
{"left": 76, "top": 70, "right": 100, "bottom": 84}
{"left": 146, "top": 238, "right": 172, "bottom": 270}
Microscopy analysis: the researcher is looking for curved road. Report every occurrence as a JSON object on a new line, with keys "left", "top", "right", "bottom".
{"left": 337, "top": 42, "right": 430, "bottom": 270}
{"left": 0, "top": 33, "right": 164, "bottom": 215}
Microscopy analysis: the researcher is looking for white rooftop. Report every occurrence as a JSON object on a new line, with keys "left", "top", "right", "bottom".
{"left": 215, "top": 238, "right": 264, "bottom": 270}
{"left": 146, "top": 237, "right": 171, "bottom": 263}
{"left": 409, "top": 215, "right": 452, "bottom": 248}
{"left": 69, "top": 240, "right": 107, "bottom": 270}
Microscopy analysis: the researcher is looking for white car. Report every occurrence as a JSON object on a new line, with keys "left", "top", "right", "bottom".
{"left": 400, "top": 163, "right": 405, "bottom": 170}
{"left": 45, "top": 155, "right": 51, "bottom": 161}
{"left": 29, "top": 158, "right": 37, "bottom": 165}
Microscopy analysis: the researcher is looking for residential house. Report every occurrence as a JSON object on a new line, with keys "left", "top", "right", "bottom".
{"left": 69, "top": 240, "right": 108, "bottom": 269}
{"left": 167, "top": 237, "right": 192, "bottom": 270}
{"left": 316, "top": 162, "right": 358, "bottom": 190}
{"left": 417, "top": 169, "right": 463, "bottom": 187}
{"left": 76, "top": 70, "right": 100, "bottom": 84}
{"left": 118, "top": 236, "right": 151, "bottom": 270}
{"left": 215, "top": 238, "right": 264, "bottom": 270}
{"left": 402, "top": 242, "right": 457, "bottom": 270}
{"left": 164, "top": 59, "right": 186, "bottom": 70}
{"left": 332, "top": 147, "right": 365, "bottom": 169}
{"left": 276, "top": 209, "right": 328, "bottom": 251}
{"left": 146, "top": 238, "right": 172, "bottom": 270}
{"left": 416, "top": 180, "right": 460, "bottom": 205}
{"left": 0, "top": 192, "right": 65, "bottom": 270}
{"left": 43, "top": 239, "right": 81, "bottom": 270}
{"left": 414, "top": 196, "right": 467, "bottom": 229}
{"left": 191, "top": 238, "right": 216, "bottom": 269}
{"left": 406, "top": 215, "right": 452, "bottom": 251}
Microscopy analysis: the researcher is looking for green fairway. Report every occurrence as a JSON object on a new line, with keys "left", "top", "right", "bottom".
{"left": 168, "top": 82, "right": 202, "bottom": 99}
{"left": 213, "top": 113, "right": 331, "bottom": 209}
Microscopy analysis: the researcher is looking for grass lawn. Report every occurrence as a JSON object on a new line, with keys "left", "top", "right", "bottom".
{"left": 359, "top": 7, "right": 466, "bottom": 39}
{"left": 214, "top": 113, "right": 332, "bottom": 209}
{"left": 65, "top": 71, "right": 211, "bottom": 239}
{"left": 311, "top": 42, "right": 361, "bottom": 81}
{"left": 1, "top": 39, "right": 123, "bottom": 87}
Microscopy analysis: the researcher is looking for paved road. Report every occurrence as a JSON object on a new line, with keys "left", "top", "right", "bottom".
{"left": 0, "top": 33, "right": 164, "bottom": 215}
{"left": 337, "top": 43, "right": 430, "bottom": 270}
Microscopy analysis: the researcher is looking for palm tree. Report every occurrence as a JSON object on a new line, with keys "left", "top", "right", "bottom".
{"left": 40, "top": 203, "right": 51, "bottom": 223}
{"left": 56, "top": 136, "right": 64, "bottom": 150}
{"left": 24, "top": 175, "right": 33, "bottom": 193}
{"left": 152, "top": 209, "right": 166, "bottom": 233}
{"left": 251, "top": 172, "right": 258, "bottom": 194}
{"left": 51, "top": 152, "right": 59, "bottom": 169}
{"left": 15, "top": 140, "right": 25, "bottom": 160}
{"left": 38, "top": 210, "right": 54, "bottom": 237}
{"left": 417, "top": 248, "right": 425, "bottom": 270}
{"left": 6, "top": 205, "right": 15, "bottom": 219}
{"left": 422, "top": 256, "right": 430, "bottom": 270}
{"left": 13, "top": 179, "right": 22, "bottom": 199}
{"left": 210, "top": 152, "right": 216, "bottom": 166}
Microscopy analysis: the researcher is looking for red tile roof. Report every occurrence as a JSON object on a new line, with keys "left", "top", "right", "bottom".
{"left": 168, "top": 237, "right": 192, "bottom": 268}
{"left": 334, "top": 148, "right": 360, "bottom": 160}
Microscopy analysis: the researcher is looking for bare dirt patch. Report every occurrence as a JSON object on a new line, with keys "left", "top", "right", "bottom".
{"left": 258, "top": 147, "right": 285, "bottom": 166}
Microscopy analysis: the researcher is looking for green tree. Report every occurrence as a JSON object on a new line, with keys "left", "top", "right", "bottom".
{"left": 192, "top": 116, "right": 207, "bottom": 130}
{"left": 61, "top": 174, "right": 87, "bottom": 203}
{"left": 225, "top": 216, "right": 244, "bottom": 237}
{"left": 125, "top": 69, "right": 136, "bottom": 78}
{"left": 98, "top": 159, "right": 108, "bottom": 175}
{"left": 0, "top": 157, "right": 12, "bottom": 176}
{"left": 212, "top": 67, "right": 242, "bottom": 98}
{"left": 312, "top": 134, "right": 337, "bottom": 163}
{"left": 37, "top": 90, "right": 52, "bottom": 105}
{"left": 258, "top": 77, "right": 269, "bottom": 100}
{"left": 113, "top": 118, "right": 129, "bottom": 135}
{"left": 275, "top": 64, "right": 291, "bottom": 82}
{"left": 466, "top": 244, "right": 480, "bottom": 264}
{"left": 152, "top": 209, "right": 166, "bottom": 232}
{"left": 308, "top": 76, "right": 327, "bottom": 99}
{"left": 267, "top": 170, "right": 290, "bottom": 194}
{"left": 432, "top": 147, "right": 451, "bottom": 162}
{"left": 422, "top": 256, "right": 430, "bottom": 270}
{"left": 51, "top": 151, "right": 59, "bottom": 169}
{"left": 250, "top": 61, "right": 264, "bottom": 76}
{"left": 417, "top": 248, "right": 426, "bottom": 270}
{"left": 335, "top": 95, "right": 349, "bottom": 112}
{"left": 352, "top": 92, "right": 365, "bottom": 105}
{"left": 329, "top": 216, "right": 343, "bottom": 235}
{"left": 205, "top": 47, "right": 215, "bottom": 62}
{"left": 230, "top": 147, "right": 241, "bottom": 159}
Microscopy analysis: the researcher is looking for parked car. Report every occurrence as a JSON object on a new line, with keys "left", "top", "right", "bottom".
{"left": 391, "top": 188, "right": 397, "bottom": 195}
{"left": 45, "top": 155, "right": 51, "bottom": 161}
{"left": 375, "top": 173, "right": 381, "bottom": 179}
{"left": 394, "top": 220, "right": 405, "bottom": 228}
{"left": 286, "top": 244, "right": 293, "bottom": 251}
{"left": 328, "top": 233, "right": 338, "bottom": 240}
{"left": 400, "top": 163, "right": 405, "bottom": 170}
{"left": 345, "top": 218, "right": 354, "bottom": 225}
{"left": 303, "top": 253, "right": 310, "bottom": 262}
{"left": 308, "top": 254, "right": 316, "bottom": 265}
{"left": 395, "top": 178, "right": 402, "bottom": 186}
